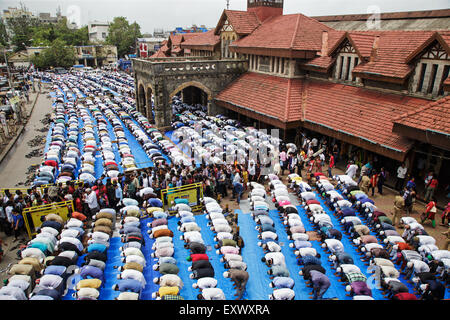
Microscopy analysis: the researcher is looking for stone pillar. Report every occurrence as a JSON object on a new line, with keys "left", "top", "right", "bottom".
{"left": 421, "top": 62, "right": 432, "bottom": 94}
{"left": 341, "top": 55, "right": 349, "bottom": 80}
{"left": 335, "top": 55, "right": 343, "bottom": 79}
{"left": 153, "top": 80, "right": 172, "bottom": 131}
{"left": 432, "top": 63, "right": 445, "bottom": 96}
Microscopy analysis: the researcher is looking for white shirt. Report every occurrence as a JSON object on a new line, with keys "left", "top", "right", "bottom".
{"left": 196, "top": 277, "right": 217, "bottom": 289}
{"left": 265, "top": 252, "right": 286, "bottom": 266}
{"left": 271, "top": 288, "right": 295, "bottom": 300}
{"left": 87, "top": 191, "right": 99, "bottom": 209}
{"left": 346, "top": 164, "right": 358, "bottom": 179}
{"left": 397, "top": 166, "right": 407, "bottom": 179}
{"left": 202, "top": 288, "right": 225, "bottom": 300}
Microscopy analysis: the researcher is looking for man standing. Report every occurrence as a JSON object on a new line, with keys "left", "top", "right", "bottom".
{"left": 424, "top": 175, "right": 438, "bottom": 203}
{"left": 377, "top": 167, "right": 386, "bottom": 195}
{"left": 328, "top": 153, "right": 335, "bottom": 178}
{"left": 86, "top": 188, "right": 99, "bottom": 218}
{"left": 393, "top": 191, "right": 405, "bottom": 227}
{"left": 346, "top": 161, "right": 358, "bottom": 180}
{"left": 395, "top": 163, "right": 407, "bottom": 191}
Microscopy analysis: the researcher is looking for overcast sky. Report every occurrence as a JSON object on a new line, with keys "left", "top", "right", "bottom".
{"left": 1, "top": 0, "right": 449, "bottom": 34}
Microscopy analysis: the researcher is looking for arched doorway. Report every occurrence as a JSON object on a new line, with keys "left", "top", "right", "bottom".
{"left": 170, "top": 81, "right": 212, "bottom": 116}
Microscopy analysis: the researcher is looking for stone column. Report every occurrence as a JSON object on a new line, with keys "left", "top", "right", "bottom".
{"left": 334, "top": 55, "right": 343, "bottom": 79}
{"left": 421, "top": 62, "right": 432, "bottom": 94}
{"left": 341, "top": 55, "right": 349, "bottom": 80}
{"left": 432, "top": 63, "right": 445, "bottom": 96}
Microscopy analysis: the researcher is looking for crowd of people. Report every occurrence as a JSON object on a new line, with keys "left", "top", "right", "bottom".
{"left": 0, "top": 66, "right": 447, "bottom": 301}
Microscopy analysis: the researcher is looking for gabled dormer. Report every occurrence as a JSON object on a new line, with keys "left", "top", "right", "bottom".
{"left": 328, "top": 33, "right": 364, "bottom": 83}
{"left": 408, "top": 33, "right": 450, "bottom": 97}
{"left": 214, "top": 10, "right": 261, "bottom": 59}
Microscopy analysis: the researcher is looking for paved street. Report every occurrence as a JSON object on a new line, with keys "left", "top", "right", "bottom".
{"left": 0, "top": 89, "right": 53, "bottom": 187}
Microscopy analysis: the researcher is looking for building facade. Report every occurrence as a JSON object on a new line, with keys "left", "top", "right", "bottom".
{"left": 88, "top": 21, "right": 110, "bottom": 43}
{"left": 26, "top": 44, "right": 118, "bottom": 67}
{"left": 135, "top": 0, "right": 450, "bottom": 201}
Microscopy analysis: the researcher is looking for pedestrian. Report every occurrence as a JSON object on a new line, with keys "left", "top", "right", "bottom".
{"left": 395, "top": 163, "right": 407, "bottom": 191}
{"left": 345, "top": 161, "right": 358, "bottom": 180}
{"left": 406, "top": 177, "right": 416, "bottom": 192}
{"left": 421, "top": 197, "right": 437, "bottom": 228}
{"left": 86, "top": 188, "right": 99, "bottom": 218}
{"left": 359, "top": 173, "right": 371, "bottom": 195}
{"left": 328, "top": 153, "right": 335, "bottom": 178}
{"left": 403, "top": 188, "right": 415, "bottom": 216}
{"left": 392, "top": 191, "right": 405, "bottom": 227}
{"left": 377, "top": 167, "right": 386, "bottom": 195}
{"left": 424, "top": 175, "right": 438, "bottom": 203}
{"left": 288, "top": 153, "right": 297, "bottom": 174}
{"left": 369, "top": 171, "right": 378, "bottom": 197}
{"left": 279, "top": 149, "right": 286, "bottom": 174}
{"left": 11, "top": 208, "right": 24, "bottom": 240}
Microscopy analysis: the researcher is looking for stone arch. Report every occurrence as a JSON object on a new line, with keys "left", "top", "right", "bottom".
{"left": 170, "top": 81, "right": 213, "bottom": 113}
{"left": 169, "top": 80, "right": 213, "bottom": 102}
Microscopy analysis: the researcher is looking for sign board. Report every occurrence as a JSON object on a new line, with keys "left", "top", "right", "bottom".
{"left": 22, "top": 200, "right": 74, "bottom": 239}
{"left": 161, "top": 182, "right": 204, "bottom": 213}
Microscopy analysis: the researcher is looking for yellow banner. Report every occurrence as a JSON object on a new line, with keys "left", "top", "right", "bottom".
{"left": 166, "top": 188, "right": 198, "bottom": 206}
{"left": 161, "top": 183, "right": 203, "bottom": 212}
{"left": 22, "top": 200, "right": 74, "bottom": 239}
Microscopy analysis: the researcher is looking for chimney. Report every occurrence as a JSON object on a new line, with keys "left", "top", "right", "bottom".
{"left": 321, "top": 31, "right": 329, "bottom": 57}
{"left": 370, "top": 35, "right": 380, "bottom": 62}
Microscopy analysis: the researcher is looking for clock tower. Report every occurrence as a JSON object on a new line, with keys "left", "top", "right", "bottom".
{"left": 247, "top": 0, "right": 284, "bottom": 22}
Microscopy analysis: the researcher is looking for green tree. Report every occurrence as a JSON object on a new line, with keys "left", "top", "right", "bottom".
{"left": 106, "top": 17, "right": 141, "bottom": 58}
{"left": 5, "top": 4, "right": 41, "bottom": 51}
{"left": 31, "top": 39, "right": 75, "bottom": 69}
{"left": 0, "top": 18, "right": 8, "bottom": 46}
{"left": 31, "top": 18, "right": 89, "bottom": 47}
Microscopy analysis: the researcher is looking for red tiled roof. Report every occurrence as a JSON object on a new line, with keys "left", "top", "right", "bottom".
{"left": 313, "top": 9, "right": 450, "bottom": 22}
{"left": 181, "top": 30, "right": 220, "bottom": 50}
{"left": 351, "top": 30, "right": 435, "bottom": 79}
{"left": 169, "top": 34, "right": 183, "bottom": 46}
{"left": 150, "top": 49, "right": 169, "bottom": 58}
{"left": 215, "top": 72, "right": 304, "bottom": 123}
{"left": 392, "top": 95, "right": 450, "bottom": 136}
{"left": 231, "top": 14, "right": 335, "bottom": 52}
{"left": 303, "top": 56, "right": 336, "bottom": 71}
{"left": 172, "top": 46, "right": 182, "bottom": 53}
{"left": 215, "top": 10, "right": 261, "bottom": 35}
{"left": 347, "top": 33, "right": 377, "bottom": 58}
{"left": 216, "top": 73, "right": 431, "bottom": 154}
{"left": 160, "top": 44, "right": 170, "bottom": 53}
{"left": 303, "top": 80, "right": 427, "bottom": 153}
{"left": 444, "top": 75, "right": 450, "bottom": 91}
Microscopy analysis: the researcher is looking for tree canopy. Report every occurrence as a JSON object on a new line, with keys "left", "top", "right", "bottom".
{"left": 106, "top": 17, "right": 141, "bottom": 58}
{"left": 31, "top": 39, "right": 76, "bottom": 69}
{"left": 31, "top": 18, "right": 88, "bottom": 47}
